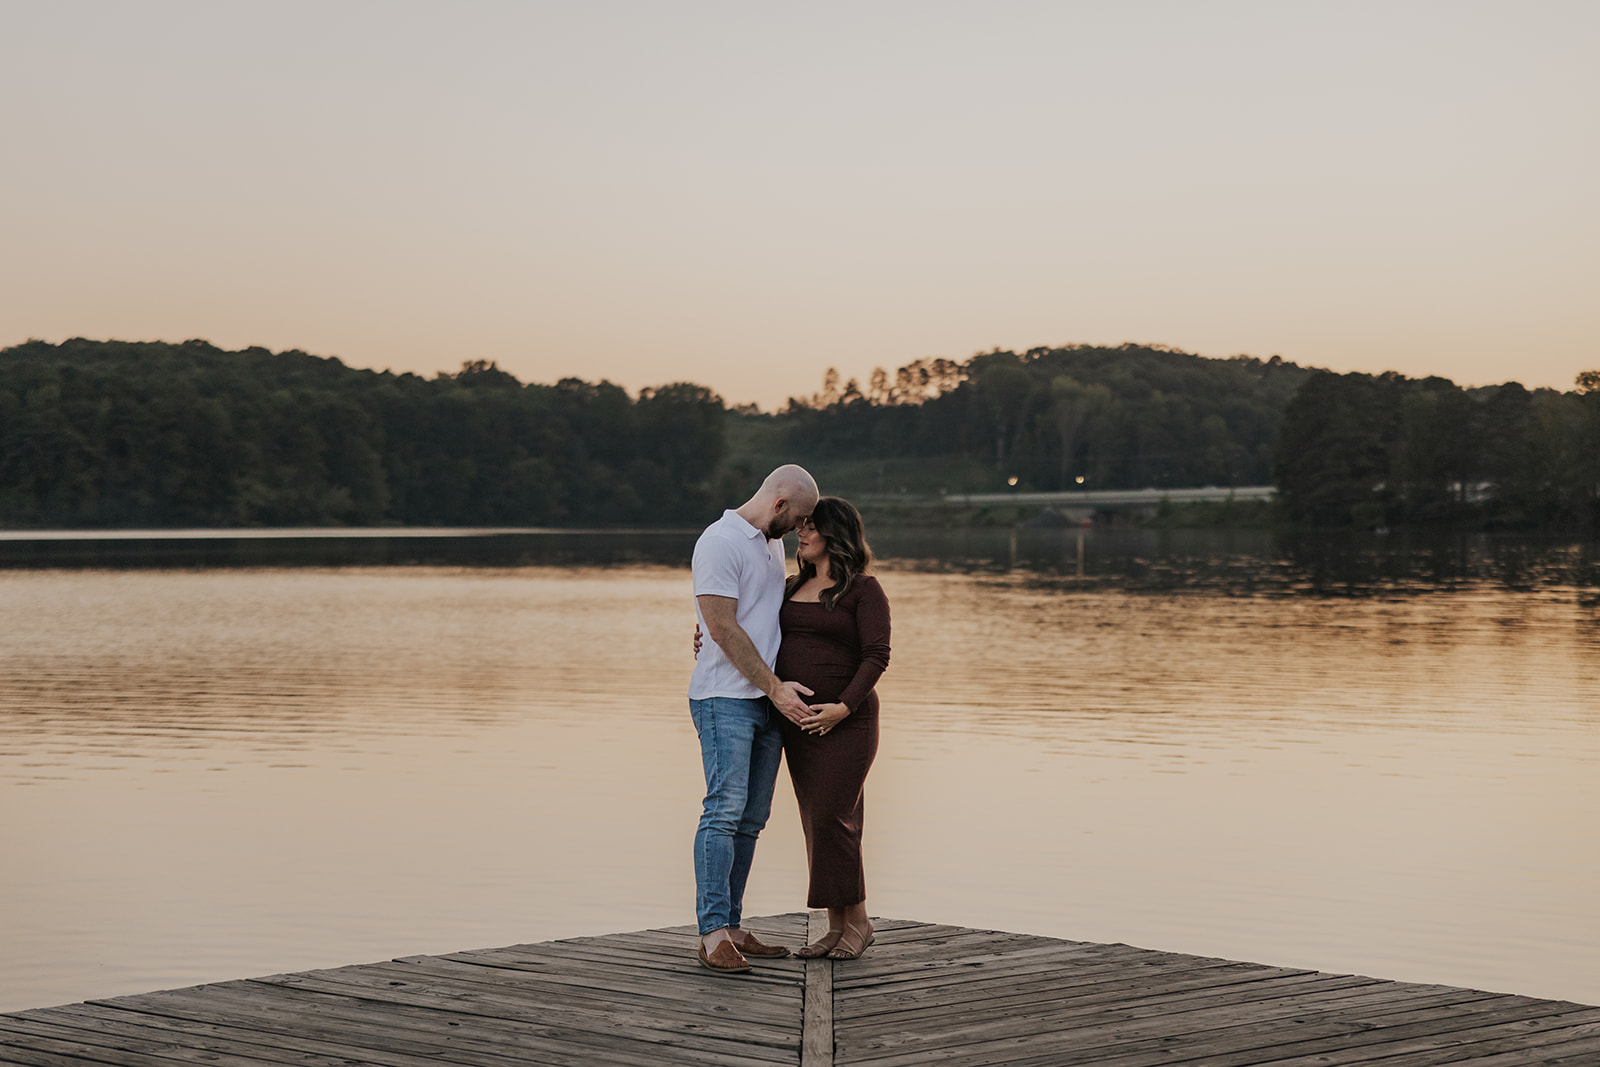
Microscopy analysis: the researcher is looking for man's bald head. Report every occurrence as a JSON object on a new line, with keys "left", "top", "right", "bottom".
{"left": 738, "top": 464, "right": 819, "bottom": 540}
{"left": 760, "top": 464, "right": 819, "bottom": 504}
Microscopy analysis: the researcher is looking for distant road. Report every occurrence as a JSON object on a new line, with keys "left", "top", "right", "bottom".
{"left": 941, "top": 485, "right": 1276, "bottom": 507}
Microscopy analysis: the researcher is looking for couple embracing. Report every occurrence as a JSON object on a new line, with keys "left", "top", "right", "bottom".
{"left": 688, "top": 465, "right": 891, "bottom": 975}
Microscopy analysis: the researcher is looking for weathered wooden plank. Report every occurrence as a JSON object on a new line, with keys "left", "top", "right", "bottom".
{"left": 838, "top": 931, "right": 1059, "bottom": 965}
{"left": 834, "top": 944, "right": 1128, "bottom": 989}
{"left": 0, "top": 1038, "right": 118, "bottom": 1067}
{"left": 291, "top": 951, "right": 801, "bottom": 1019}
{"left": 838, "top": 946, "right": 1268, "bottom": 990}
{"left": 1360, "top": 1012, "right": 1600, "bottom": 1065}
{"left": 282, "top": 954, "right": 793, "bottom": 1017}
{"left": 465, "top": 938, "right": 805, "bottom": 989}
{"left": 839, "top": 981, "right": 1466, "bottom": 1062}
{"left": 834, "top": 950, "right": 1221, "bottom": 1001}
{"left": 836, "top": 937, "right": 1092, "bottom": 977}
{"left": 363, "top": 956, "right": 802, "bottom": 1042}
{"left": 108, "top": 989, "right": 786, "bottom": 1067}
{"left": 836, "top": 983, "right": 1513, "bottom": 1064}
{"left": 833, "top": 940, "right": 1259, "bottom": 990}
{"left": 802, "top": 910, "right": 833, "bottom": 1067}
{"left": 1073, "top": 1005, "right": 1598, "bottom": 1067}
{"left": 840, "top": 970, "right": 1496, "bottom": 1059}
{"left": 834, "top": 959, "right": 1321, "bottom": 1022}
{"left": 840, "top": 938, "right": 1209, "bottom": 971}
{"left": 453, "top": 938, "right": 800, "bottom": 980}
{"left": 1, "top": 1008, "right": 389, "bottom": 1067}
{"left": 641, "top": 913, "right": 809, "bottom": 939}
{"left": 850, "top": 925, "right": 995, "bottom": 947}
{"left": 843, "top": 994, "right": 1585, "bottom": 1067}
{"left": 451, "top": 943, "right": 804, "bottom": 1002}
{"left": 495, "top": 924, "right": 809, "bottom": 963}
{"left": 0, "top": 1015, "right": 279, "bottom": 1067}
{"left": 248, "top": 968, "right": 801, "bottom": 1063}
{"left": 575, "top": 915, "right": 808, "bottom": 960}
{"left": 834, "top": 970, "right": 1385, "bottom": 1036}
{"left": 838, "top": 938, "right": 1240, "bottom": 977}
{"left": 854, "top": 918, "right": 931, "bottom": 932}
{"left": 18, "top": 1001, "right": 556, "bottom": 1067}
{"left": 1190, "top": 1004, "right": 1600, "bottom": 1067}
{"left": 575, "top": 946, "right": 800, "bottom": 982}
{"left": 835, "top": 952, "right": 1242, "bottom": 1003}
{"left": 1437, "top": 1030, "right": 1600, "bottom": 1066}
{"left": 387, "top": 952, "right": 803, "bottom": 1016}
{"left": 95, "top": 982, "right": 768, "bottom": 1067}
{"left": 558, "top": 940, "right": 799, "bottom": 978}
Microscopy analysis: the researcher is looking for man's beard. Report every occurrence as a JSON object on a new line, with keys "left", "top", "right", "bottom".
{"left": 763, "top": 518, "right": 789, "bottom": 540}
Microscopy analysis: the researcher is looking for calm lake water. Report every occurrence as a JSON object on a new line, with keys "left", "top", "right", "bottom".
{"left": 2, "top": 527, "right": 1597, "bottom": 1013}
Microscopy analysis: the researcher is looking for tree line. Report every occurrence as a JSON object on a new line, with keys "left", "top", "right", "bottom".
{"left": 779, "top": 347, "right": 1598, "bottom": 528}
{"left": 0, "top": 338, "right": 724, "bottom": 527}
{"left": 1274, "top": 369, "right": 1600, "bottom": 528}
{"left": 777, "top": 344, "right": 1313, "bottom": 490}
{"left": 2, "top": 338, "right": 1595, "bottom": 529}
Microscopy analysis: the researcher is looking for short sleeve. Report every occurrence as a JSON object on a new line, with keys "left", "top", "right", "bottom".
{"left": 693, "top": 531, "right": 743, "bottom": 599}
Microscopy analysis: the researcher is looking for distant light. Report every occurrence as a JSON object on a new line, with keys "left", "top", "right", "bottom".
{"left": 1075, "top": 476, "right": 1085, "bottom": 484}
{"left": 1007, "top": 476, "right": 1019, "bottom": 486}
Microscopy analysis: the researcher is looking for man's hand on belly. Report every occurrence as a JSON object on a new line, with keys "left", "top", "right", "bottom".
{"left": 770, "top": 680, "right": 815, "bottom": 724}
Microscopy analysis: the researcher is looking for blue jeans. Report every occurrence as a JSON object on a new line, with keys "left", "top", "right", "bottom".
{"left": 689, "top": 696, "right": 784, "bottom": 935}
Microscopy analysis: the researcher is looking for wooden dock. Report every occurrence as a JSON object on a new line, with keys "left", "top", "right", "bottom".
{"left": 3, "top": 914, "right": 1597, "bottom": 1066}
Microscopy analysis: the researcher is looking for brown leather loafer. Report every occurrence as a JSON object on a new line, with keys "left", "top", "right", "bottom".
{"left": 730, "top": 930, "right": 790, "bottom": 958}
{"left": 697, "top": 940, "right": 752, "bottom": 975}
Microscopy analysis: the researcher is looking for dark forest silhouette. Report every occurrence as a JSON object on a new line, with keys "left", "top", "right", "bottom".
{"left": 1275, "top": 368, "right": 1600, "bottom": 529}
{"left": 2, "top": 338, "right": 1596, "bottom": 529}
{"left": 0, "top": 339, "right": 723, "bottom": 527}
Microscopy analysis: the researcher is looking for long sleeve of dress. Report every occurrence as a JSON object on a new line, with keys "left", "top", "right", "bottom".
{"left": 838, "top": 577, "right": 891, "bottom": 714}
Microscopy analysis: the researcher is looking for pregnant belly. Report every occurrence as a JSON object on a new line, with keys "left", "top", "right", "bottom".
{"left": 774, "top": 654, "right": 856, "bottom": 705}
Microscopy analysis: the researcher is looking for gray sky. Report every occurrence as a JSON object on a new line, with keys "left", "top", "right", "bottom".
{"left": 3, "top": 0, "right": 1595, "bottom": 408}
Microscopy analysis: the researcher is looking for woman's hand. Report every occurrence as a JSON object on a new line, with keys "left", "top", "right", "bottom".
{"left": 800, "top": 702, "right": 849, "bottom": 736}
{"left": 692, "top": 624, "right": 702, "bottom": 659}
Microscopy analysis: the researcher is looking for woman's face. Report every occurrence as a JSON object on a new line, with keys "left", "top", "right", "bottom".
{"left": 795, "top": 518, "right": 827, "bottom": 566}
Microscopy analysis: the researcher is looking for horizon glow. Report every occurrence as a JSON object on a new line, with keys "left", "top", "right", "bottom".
{"left": 3, "top": 1, "right": 1596, "bottom": 410}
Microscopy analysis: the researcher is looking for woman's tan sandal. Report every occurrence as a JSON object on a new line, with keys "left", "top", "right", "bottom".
{"left": 826, "top": 925, "right": 875, "bottom": 961}
{"left": 796, "top": 930, "right": 843, "bottom": 959}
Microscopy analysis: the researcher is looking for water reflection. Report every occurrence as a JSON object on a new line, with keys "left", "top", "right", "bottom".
{"left": 875, "top": 527, "right": 1600, "bottom": 597}
{"left": 3, "top": 526, "right": 1596, "bottom": 599}
{"left": 1, "top": 530, "right": 1597, "bottom": 1016}
{"left": 0, "top": 528, "right": 702, "bottom": 571}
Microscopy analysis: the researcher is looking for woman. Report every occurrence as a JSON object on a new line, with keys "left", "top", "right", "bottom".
{"left": 775, "top": 496, "right": 890, "bottom": 960}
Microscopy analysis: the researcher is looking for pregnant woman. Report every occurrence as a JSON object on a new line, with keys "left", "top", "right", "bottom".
{"left": 777, "top": 496, "right": 891, "bottom": 961}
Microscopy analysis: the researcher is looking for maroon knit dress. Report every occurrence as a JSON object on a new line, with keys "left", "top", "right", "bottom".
{"left": 774, "top": 574, "right": 891, "bottom": 909}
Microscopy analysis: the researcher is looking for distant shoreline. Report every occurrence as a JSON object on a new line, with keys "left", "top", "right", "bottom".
{"left": 0, "top": 526, "right": 700, "bottom": 541}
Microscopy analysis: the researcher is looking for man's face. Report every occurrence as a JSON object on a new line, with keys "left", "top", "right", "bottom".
{"left": 765, "top": 499, "right": 813, "bottom": 540}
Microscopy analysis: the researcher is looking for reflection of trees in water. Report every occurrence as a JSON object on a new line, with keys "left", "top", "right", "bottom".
{"left": 0, "top": 531, "right": 702, "bottom": 571}
{"left": 3, "top": 527, "right": 1594, "bottom": 597}
{"left": 871, "top": 527, "right": 1599, "bottom": 597}
{"left": 1278, "top": 530, "right": 1599, "bottom": 596}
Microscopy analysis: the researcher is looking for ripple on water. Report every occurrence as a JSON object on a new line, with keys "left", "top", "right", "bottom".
{"left": 1, "top": 540, "right": 1598, "bottom": 1011}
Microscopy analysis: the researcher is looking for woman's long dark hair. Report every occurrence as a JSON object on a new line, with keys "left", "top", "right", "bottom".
{"left": 786, "top": 496, "right": 872, "bottom": 610}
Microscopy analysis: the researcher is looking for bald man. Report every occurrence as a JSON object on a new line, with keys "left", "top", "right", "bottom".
{"left": 688, "top": 465, "right": 820, "bottom": 974}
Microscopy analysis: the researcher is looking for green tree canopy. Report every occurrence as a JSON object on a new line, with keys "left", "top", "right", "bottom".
{"left": 0, "top": 339, "right": 725, "bottom": 528}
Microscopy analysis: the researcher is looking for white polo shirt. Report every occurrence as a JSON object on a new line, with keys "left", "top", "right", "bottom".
{"left": 688, "top": 509, "right": 787, "bottom": 700}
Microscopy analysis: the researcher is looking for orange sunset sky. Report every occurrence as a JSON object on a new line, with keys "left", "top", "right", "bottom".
{"left": 3, "top": 1, "right": 1595, "bottom": 410}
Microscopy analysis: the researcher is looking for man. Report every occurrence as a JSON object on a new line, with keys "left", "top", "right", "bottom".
{"left": 689, "top": 464, "right": 820, "bottom": 974}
